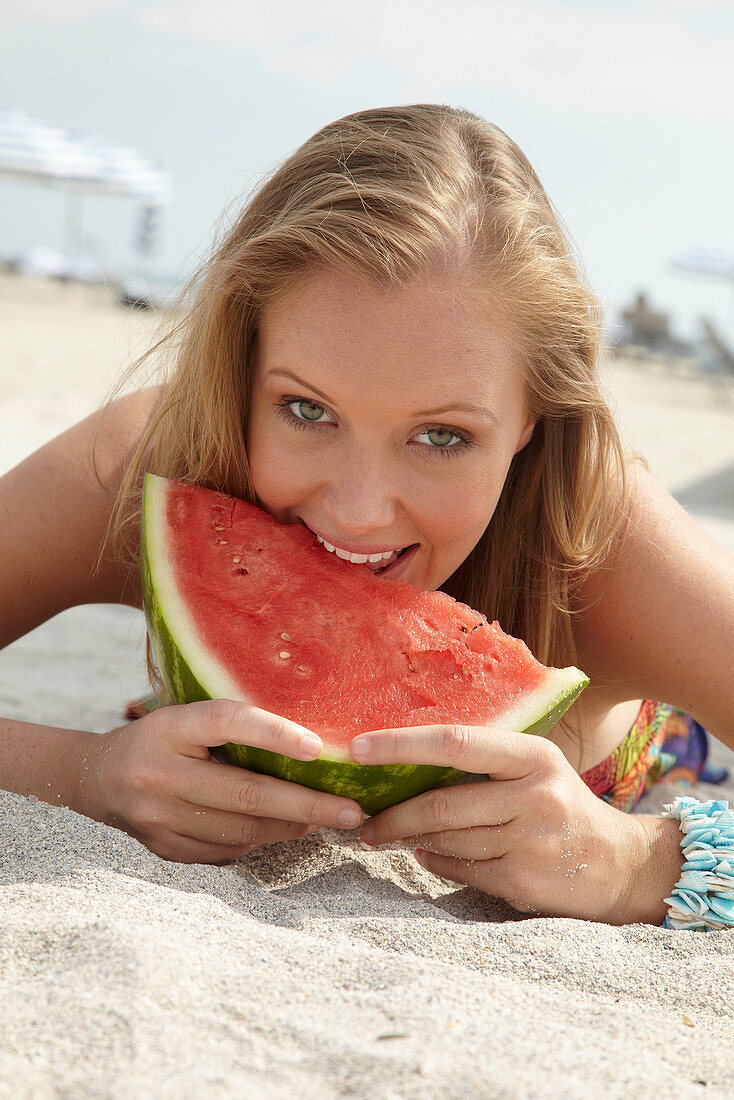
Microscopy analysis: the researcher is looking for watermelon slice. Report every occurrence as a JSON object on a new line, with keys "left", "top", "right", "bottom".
{"left": 141, "top": 474, "right": 588, "bottom": 815}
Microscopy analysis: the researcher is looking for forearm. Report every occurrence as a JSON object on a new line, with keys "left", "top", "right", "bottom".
{"left": 0, "top": 716, "right": 104, "bottom": 820}
{"left": 622, "top": 814, "right": 684, "bottom": 926}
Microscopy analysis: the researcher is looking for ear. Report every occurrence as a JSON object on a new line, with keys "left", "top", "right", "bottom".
{"left": 514, "top": 416, "right": 538, "bottom": 455}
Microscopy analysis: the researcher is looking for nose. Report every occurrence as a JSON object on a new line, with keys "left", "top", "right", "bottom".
{"left": 319, "top": 444, "right": 399, "bottom": 536}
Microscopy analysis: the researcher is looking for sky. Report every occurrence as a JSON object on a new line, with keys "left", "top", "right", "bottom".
{"left": 2, "top": 0, "right": 734, "bottom": 343}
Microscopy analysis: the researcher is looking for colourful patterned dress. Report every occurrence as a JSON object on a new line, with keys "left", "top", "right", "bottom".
{"left": 580, "top": 700, "right": 728, "bottom": 812}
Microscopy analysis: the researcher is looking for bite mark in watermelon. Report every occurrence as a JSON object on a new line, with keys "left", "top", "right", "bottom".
{"left": 141, "top": 474, "right": 588, "bottom": 815}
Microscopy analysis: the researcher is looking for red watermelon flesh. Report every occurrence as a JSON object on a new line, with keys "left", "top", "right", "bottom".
{"left": 141, "top": 475, "right": 588, "bottom": 813}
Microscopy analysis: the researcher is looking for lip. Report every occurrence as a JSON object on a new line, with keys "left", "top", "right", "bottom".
{"left": 375, "top": 542, "right": 419, "bottom": 580}
{"left": 299, "top": 520, "right": 412, "bottom": 558}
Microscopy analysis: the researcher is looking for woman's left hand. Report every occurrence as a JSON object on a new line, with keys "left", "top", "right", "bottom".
{"left": 350, "top": 724, "right": 652, "bottom": 924}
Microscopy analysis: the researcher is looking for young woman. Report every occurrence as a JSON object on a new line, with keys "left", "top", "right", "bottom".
{"left": 2, "top": 105, "right": 732, "bottom": 927}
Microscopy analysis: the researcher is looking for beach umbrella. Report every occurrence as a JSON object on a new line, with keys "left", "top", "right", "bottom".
{"left": 0, "top": 109, "right": 172, "bottom": 261}
{"left": 670, "top": 247, "right": 734, "bottom": 284}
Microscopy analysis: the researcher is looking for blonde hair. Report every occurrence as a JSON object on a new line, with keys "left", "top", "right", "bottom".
{"left": 107, "top": 103, "right": 626, "bottom": 670}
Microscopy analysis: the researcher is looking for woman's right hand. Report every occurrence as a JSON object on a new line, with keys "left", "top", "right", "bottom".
{"left": 80, "top": 699, "right": 364, "bottom": 864}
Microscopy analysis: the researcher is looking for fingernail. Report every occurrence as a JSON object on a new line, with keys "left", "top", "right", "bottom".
{"left": 338, "top": 808, "right": 362, "bottom": 829}
{"left": 300, "top": 734, "right": 322, "bottom": 758}
{"left": 361, "top": 822, "right": 375, "bottom": 844}
{"left": 350, "top": 736, "right": 371, "bottom": 758}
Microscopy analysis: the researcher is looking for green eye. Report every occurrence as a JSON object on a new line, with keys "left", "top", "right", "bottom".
{"left": 413, "top": 426, "right": 471, "bottom": 458}
{"left": 425, "top": 429, "right": 456, "bottom": 447}
{"left": 296, "top": 400, "right": 325, "bottom": 421}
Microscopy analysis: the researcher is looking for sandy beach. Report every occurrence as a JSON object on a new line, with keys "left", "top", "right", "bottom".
{"left": 2, "top": 274, "right": 734, "bottom": 1098}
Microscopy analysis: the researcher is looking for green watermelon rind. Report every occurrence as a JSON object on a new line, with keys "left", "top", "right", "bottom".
{"left": 210, "top": 674, "right": 588, "bottom": 815}
{"left": 141, "top": 473, "right": 589, "bottom": 817}
{"left": 213, "top": 745, "right": 468, "bottom": 817}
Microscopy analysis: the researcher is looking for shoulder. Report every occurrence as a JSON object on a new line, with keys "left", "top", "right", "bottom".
{"left": 0, "top": 385, "right": 163, "bottom": 648}
{"left": 88, "top": 384, "right": 164, "bottom": 503}
{"left": 572, "top": 460, "right": 734, "bottom": 740}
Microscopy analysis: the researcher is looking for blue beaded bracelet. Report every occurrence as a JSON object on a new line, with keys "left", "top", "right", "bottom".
{"left": 662, "top": 797, "right": 734, "bottom": 930}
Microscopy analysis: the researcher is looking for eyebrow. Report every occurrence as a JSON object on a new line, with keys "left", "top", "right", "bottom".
{"left": 266, "top": 369, "right": 498, "bottom": 425}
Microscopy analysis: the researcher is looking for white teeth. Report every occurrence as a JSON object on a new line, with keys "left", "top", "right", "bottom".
{"left": 335, "top": 547, "right": 369, "bottom": 563}
{"left": 316, "top": 534, "right": 399, "bottom": 564}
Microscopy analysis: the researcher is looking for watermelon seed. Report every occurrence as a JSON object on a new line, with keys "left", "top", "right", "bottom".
{"left": 297, "top": 664, "right": 307, "bottom": 672}
{"left": 234, "top": 567, "right": 249, "bottom": 575}
{"left": 216, "top": 539, "right": 228, "bottom": 546}
{"left": 280, "top": 632, "right": 291, "bottom": 641}
{"left": 408, "top": 663, "right": 417, "bottom": 672}
{"left": 279, "top": 651, "right": 291, "bottom": 659}
{"left": 233, "top": 555, "right": 242, "bottom": 564}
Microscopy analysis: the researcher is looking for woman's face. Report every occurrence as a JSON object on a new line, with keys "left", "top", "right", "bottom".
{"left": 246, "top": 267, "right": 536, "bottom": 592}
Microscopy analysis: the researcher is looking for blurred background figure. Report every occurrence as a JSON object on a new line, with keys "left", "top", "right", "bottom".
{"left": 618, "top": 291, "right": 681, "bottom": 357}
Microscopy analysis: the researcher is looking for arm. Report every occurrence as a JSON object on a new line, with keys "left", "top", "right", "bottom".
{"left": 0, "top": 387, "right": 157, "bottom": 807}
{"left": 0, "top": 716, "right": 103, "bottom": 815}
{"left": 573, "top": 466, "right": 734, "bottom": 921}
{"left": 573, "top": 461, "right": 734, "bottom": 745}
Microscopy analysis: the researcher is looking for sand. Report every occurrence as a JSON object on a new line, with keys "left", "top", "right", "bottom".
{"left": 2, "top": 275, "right": 734, "bottom": 1098}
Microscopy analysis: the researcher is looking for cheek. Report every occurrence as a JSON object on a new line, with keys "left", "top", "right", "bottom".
{"left": 247, "top": 409, "right": 328, "bottom": 520}
{"left": 248, "top": 444, "right": 307, "bottom": 515}
{"left": 415, "top": 478, "right": 500, "bottom": 591}
{"left": 425, "top": 466, "right": 505, "bottom": 551}
{"left": 246, "top": 412, "right": 292, "bottom": 510}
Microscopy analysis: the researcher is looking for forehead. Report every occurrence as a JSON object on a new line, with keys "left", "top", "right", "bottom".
{"left": 257, "top": 267, "right": 524, "bottom": 402}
